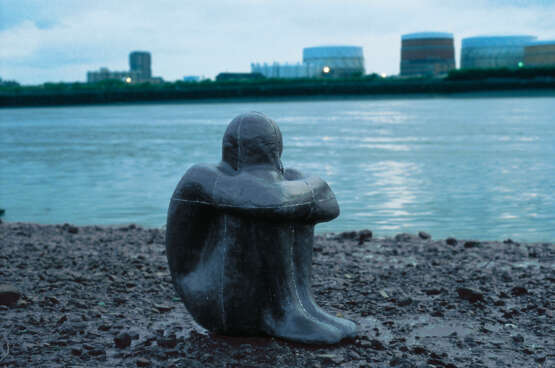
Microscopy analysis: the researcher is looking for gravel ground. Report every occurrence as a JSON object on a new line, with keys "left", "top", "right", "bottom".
{"left": 0, "top": 222, "right": 553, "bottom": 367}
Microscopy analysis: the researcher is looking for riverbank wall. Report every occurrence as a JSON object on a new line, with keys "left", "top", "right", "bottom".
{"left": 1, "top": 78, "right": 554, "bottom": 108}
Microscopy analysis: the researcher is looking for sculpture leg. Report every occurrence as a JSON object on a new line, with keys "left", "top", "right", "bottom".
{"left": 253, "top": 221, "right": 344, "bottom": 344}
{"left": 291, "top": 224, "right": 358, "bottom": 339}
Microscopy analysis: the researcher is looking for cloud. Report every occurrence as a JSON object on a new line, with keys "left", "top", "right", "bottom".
{"left": 0, "top": 0, "right": 554, "bottom": 84}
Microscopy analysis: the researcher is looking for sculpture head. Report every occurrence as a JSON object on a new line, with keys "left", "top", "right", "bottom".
{"left": 222, "top": 112, "right": 283, "bottom": 173}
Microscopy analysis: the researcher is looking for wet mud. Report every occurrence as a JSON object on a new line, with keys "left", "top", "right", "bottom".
{"left": 0, "top": 223, "right": 553, "bottom": 367}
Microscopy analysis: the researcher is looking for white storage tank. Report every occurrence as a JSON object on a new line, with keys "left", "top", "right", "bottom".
{"left": 302, "top": 46, "right": 365, "bottom": 78}
{"left": 461, "top": 35, "right": 537, "bottom": 69}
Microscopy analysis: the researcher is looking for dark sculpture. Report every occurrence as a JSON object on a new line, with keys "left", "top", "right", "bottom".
{"left": 166, "top": 112, "right": 357, "bottom": 344}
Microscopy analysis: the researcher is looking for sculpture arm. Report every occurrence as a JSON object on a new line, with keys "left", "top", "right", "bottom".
{"left": 172, "top": 165, "right": 339, "bottom": 223}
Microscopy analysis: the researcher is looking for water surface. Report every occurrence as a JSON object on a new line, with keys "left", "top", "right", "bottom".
{"left": 1, "top": 97, "right": 554, "bottom": 241}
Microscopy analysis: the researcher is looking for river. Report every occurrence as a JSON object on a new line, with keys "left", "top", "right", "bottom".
{"left": 1, "top": 97, "right": 553, "bottom": 241}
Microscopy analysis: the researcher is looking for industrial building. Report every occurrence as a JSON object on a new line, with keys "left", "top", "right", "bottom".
{"left": 129, "top": 51, "right": 152, "bottom": 81}
{"left": 460, "top": 35, "right": 537, "bottom": 69}
{"left": 87, "top": 51, "right": 161, "bottom": 83}
{"left": 524, "top": 40, "right": 555, "bottom": 67}
{"left": 251, "top": 45, "right": 365, "bottom": 79}
{"left": 251, "top": 62, "right": 308, "bottom": 79}
{"left": 400, "top": 32, "right": 455, "bottom": 77}
{"left": 302, "top": 46, "right": 365, "bottom": 78}
{"left": 86, "top": 68, "right": 130, "bottom": 83}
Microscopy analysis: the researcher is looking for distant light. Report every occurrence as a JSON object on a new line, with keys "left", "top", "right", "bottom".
{"left": 380, "top": 73, "right": 387, "bottom": 78}
{"left": 322, "top": 66, "right": 331, "bottom": 74}
{"left": 125, "top": 77, "right": 132, "bottom": 83}
{"left": 518, "top": 62, "right": 524, "bottom": 68}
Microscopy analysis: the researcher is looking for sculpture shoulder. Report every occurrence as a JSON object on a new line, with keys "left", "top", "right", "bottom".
{"left": 171, "top": 164, "right": 221, "bottom": 203}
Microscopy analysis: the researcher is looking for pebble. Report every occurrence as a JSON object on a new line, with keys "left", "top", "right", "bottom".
{"left": 445, "top": 237, "right": 458, "bottom": 245}
{"left": 418, "top": 231, "right": 431, "bottom": 240}
{"left": 463, "top": 241, "right": 480, "bottom": 248}
{"left": 456, "top": 287, "right": 484, "bottom": 303}
{"left": 137, "top": 358, "right": 151, "bottom": 367}
{"left": 358, "top": 229, "right": 373, "bottom": 244}
{"left": 0, "top": 284, "right": 21, "bottom": 307}
{"left": 114, "top": 332, "right": 132, "bottom": 349}
{"left": 511, "top": 286, "right": 528, "bottom": 296}
{"left": 158, "top": 334, "right": 178, "bottom": 349}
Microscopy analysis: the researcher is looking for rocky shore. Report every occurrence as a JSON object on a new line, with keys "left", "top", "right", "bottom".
{"left": 1, "top": 222, "right": 553, "bottom": 367}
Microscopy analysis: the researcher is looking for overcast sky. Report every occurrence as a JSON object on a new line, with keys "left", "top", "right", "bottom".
{"left": 1, "top": 0, "right": 554, "bottom": 84}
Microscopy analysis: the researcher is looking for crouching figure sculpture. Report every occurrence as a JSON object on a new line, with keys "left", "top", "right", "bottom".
{"left": 166, "top": 112, "right": 357, "bottom": 344}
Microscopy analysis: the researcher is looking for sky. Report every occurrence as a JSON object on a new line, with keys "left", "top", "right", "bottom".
{"left": 1, "top": 0, "right": 554, "bottom": 85}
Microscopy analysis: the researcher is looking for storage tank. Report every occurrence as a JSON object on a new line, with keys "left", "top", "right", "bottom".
{"left": 460, "top": 35, "right": 537, "bottom": 69}
{"left": 302, "top": 46, "right": 364, "bottom": 78}
{"left": 400, "top": 32, "right": 455, "bottom": 77}
{"left": 524, "top": 40, "right": 555, "bottom": 67}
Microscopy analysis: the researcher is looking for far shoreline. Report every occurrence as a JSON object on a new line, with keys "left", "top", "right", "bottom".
{"left": 1, "top": 79, "right": 554, "bottom": 108}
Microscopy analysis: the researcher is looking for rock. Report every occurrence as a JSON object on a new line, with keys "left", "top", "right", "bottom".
{"left": 397, "top": 298, "right": 412, "bottom": 307}
{"left": 0, "top": 284, "right": 21, "bottom": 307}
{"left": 512, "top": 334, "right": 524, "bottom": 343}
{"left": 0, "top": 208, "right": 5, "bottom": 216}
{"left": 511, "top": 286, "right": 528, "bottom": 296}
{"left": 114, "top": 333, "right": 132, "bottom": 349}
{"left": 503, "top": 238, "right": 514, "bottom": 244}
{"left": 395, "top": 233, "right": 416, "bottom": 242}
{"left": 369, "top": 339, "right": 386, "bottom": 350}
{"left": 501, "top": 272, "right": 512, "bottom": 282}
{"left": 89, "top": 349, "right": 106, "bottom": 356}
{"left": 418, "top": 231, "right": 431, "bottom": 240}
{"left": 338, "top": 231, "right": 358, "bottom": 240}
{"left": 358, "top": 229, "right": 372, "bottom": 244}
{"left": 154, "top": 304, "right": 173, "bottom": 313}
{"left": 137, "top": 358, "right": 151, "bottom": 367}
{"left": 70, "top": 347, "right": 82, "bottom": 356}
{"left": 63, "top": 223, "right": 79, "bottom": 234}
{"left": 463, "top": 241, "right": 480, "bottom": 248}
{"left": 158, "top": 334, "right": 177, "bottom": 349}
{"left": 445, "top": 237, "right": 457, "bottom": 245}
{"left": 423, "top": 288, "right": 442, "bottom": 296}
{"left": 456, "top": 287, "right": 484, "bottom": 303}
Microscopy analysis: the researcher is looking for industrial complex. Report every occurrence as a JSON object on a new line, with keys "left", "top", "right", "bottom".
{"left": 251, "top": 46, "right": 365, "bottom": 79}
{"left": 87, "top": 51, "right": 162, "bottom": 84}
{"left": 524, "top": 40, "right": 555, "bottom": 67}
{"left": 400, "top": 32, "right": 455, "bottom": 77}
{"left": 460, "top": 35, "right": 537, "bottom": 69}
{"left": 83, "top": 33, "right": 554, "bottom": 84}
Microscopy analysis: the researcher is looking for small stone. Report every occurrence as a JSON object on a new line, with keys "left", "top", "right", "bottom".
{"left": 157, "top": 334, "right": 177, "bottom": 349}
{"left": 137, "top": 358, "right": 151, "bottom": 367}
{"left": 397, "top": 298, "right": 412, "bottom": 307}
{"left": 0, "top": 284, "right": 21, "bottom": 307}
{"left": 512, "top": 334, "right": 524, "bottom": 343}
{"left": 423, "top": 288, "right": 442, "bottom": 296}
{"left": 114, "top": 332, "right": 132, "bottom": 349}
{"left": 338, "top": 231, "right": 358, "bottom": 240}
{"left": 358, "top": 229, "right": 372, "bottom": 244}
{"left": 395, "top": 233, "right": 415, "bottom": 242}
{"left": 456, "top": 287, "right": 484, "bottom": 303}
{"left": 511, "top": 286, "right": 528, "bottom": 296}
{"left": 445, "top": 237, "right": 457, "bottom": 245}
{"left": 89, "top": 349, "right": 106, "bottom": 356}
{"left": 154, "top": 304, "right": 173, "bottom": 313}
{"left": 463, "top": 241, "right": 480, "bottom": 248}
{"left": 418, "top": 231, "right": 431, "bottom": 240}
{"left": 369, "top": 339, "right": 386, "bottom": 350}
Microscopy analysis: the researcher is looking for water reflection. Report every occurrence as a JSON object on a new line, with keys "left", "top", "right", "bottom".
{"left": 1, "top": 98, "right": 554, "bottom": 241}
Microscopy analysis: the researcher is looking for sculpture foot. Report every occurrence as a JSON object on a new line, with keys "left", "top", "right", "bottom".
{"left": 305, "top": 304, "right": 358, "bottom": 339}
{"left": 262, "top": 309, "right": 345, "bottom": 345}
